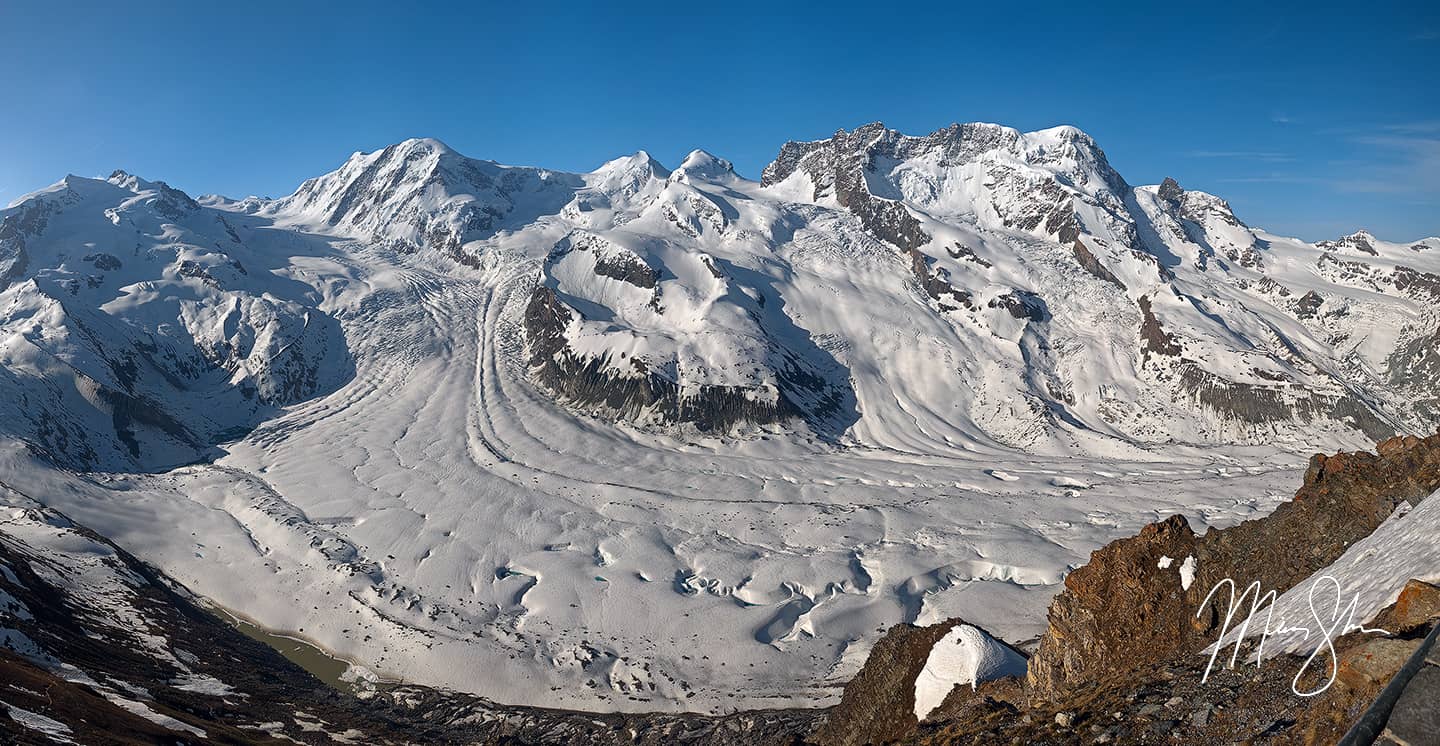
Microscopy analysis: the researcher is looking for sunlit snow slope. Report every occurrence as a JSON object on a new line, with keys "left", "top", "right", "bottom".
{"left": 1, "top": 124, "right": 1437, "bottom": 712}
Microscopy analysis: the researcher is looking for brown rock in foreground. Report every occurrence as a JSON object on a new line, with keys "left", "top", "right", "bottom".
{"left": 897, "top": 577, "right": 1438, "bottom": 745}
{"left": 1027, "top": 431, "right": 1440, "bottom": 701}
{"left": 812, "top": 619, "right": 965, "bottom": 746}
{"left": 813, "top": 619, "right": 1028, "bottom": 746}
{"left": 1370, "top": 578, "right": 1440, "bottom": 634}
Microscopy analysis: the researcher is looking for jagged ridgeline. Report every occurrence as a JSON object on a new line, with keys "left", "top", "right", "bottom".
{"left": 3, "top": 125, "right": 1440, "bottom": 465}
{"left": 0, "top": 172, "right": 353, "bottom": 470}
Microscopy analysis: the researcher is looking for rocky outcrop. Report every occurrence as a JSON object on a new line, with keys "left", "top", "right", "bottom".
{"left": 907, "top": 247, "right": 973, "bottom": 310}
{"left": 1371, "top": 579, "right": 1440, "bottom": 634}
{"left": 1027, "top": 432, "right": 1440, "bottom": 701}
{"left": 1318, "top": 230, "right": 1381, "bottom": 257}
{"left": 593, "top": 251, "right": 660, "bottom": 288}
{"left": 813, "top": 619, "right": 1026, "bottom": 746}
{"left": 1295, "top": 289, "right": 1324, "bottom": 319}
{"left": 524, "top": 284, "right": 847, "bottom": 434}
{"left": 988, "top": 290, "right": 1049, "bottom": 321}
{"left": 1137, "top": 295, "right": 1181, "bottom": 357}
{"left": 1174, "top": 361, "right": 1395, "bottom": 441}
{"left": 1071, "top": 238, "right": 1125, "bottom": 288}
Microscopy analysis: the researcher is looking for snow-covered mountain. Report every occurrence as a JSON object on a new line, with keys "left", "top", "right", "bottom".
{"left": 1, "top": 123, "right": 1438, "bottom": 712}
{"left": 0, "top": 171, "right": 351, "bottom": 469}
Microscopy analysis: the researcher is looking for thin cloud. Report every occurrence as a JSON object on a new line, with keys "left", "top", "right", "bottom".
{"left": 1271, "top": 113, "right": 1293, "bottom": 125}
{"left": 1411, "top": 29, "right": 1440, "bottom": 41}
{"left": 1335, "top": 133, "right": 1440, "bottom": 193}
{"left": 1188, "top": 150, "right": 1294, "bottom": 163}
{"left": 1220, "top": 126, "right": 1440, "bottom": 197}
{"left": 1380, "top": 120, "right": 1440, "bottom": 134}
{"left": 1215, "top": 174, "right": 1320, "bottom": 184}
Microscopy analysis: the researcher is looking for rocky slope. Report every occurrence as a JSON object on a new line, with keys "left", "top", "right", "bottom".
{"left": 816, "top": 433, "right": 1440, "bottom": 745}
{"left": 1028, "top": 433, "right": 1440, "bottom": 700}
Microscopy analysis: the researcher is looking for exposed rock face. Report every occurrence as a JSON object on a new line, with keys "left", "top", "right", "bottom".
{"left": 593, "top": 249, "right": 660, "bottom": 288}
{"left": 1318, "top": 230, "right": 1381, "bottom": 256}
{"left": 988, "top": 289, "right": 1049, "bottom": 321}
{"left": 1156, "top": 176, "right": 1185, "bottom": 208}
{"left": 1173, "top": 362, "right": 1395, "bottom": 443}
{"left": 524, "top": 283, "right": 849, "bottom": 434}
{"left": 761, "top": 121, "right": 1136, "bottom": 256}
{"left": 1137, "top": 295, "right": 1181, "bottom": 357}
{"left": 813, "top": 621, "right": 964, "bottom": 746}
{"left": 1070, "top": 238, "right": 1125, "bottom": 288}
{"left": 1295, "top": 289, "right": 1324, "bottom": 319}
{"left": 813, "top": 619, "right": 1026, "bottom": 746}
{"left": 1027, "top": 432, "right": 1440, "bottom": 701}
{"left": 0, "top": 198, "right": 56, "bottom": 290}
{"left": 907, "top": 247, "right": 973, "bottom": 310}
{"left": 1371, "top": 579, "right": 1440, "bottom": 633}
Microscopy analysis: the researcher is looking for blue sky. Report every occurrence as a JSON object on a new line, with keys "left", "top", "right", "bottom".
{"left": 2, "top": 0, "right": 1437, "bottom": 240}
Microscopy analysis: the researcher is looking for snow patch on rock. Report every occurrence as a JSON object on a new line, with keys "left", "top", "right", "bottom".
{"left": 1179, "top": 555, "right": 1197, "bottom": 590}
{"left": 912, "top": 624, "right": 1028, "bottom": 721}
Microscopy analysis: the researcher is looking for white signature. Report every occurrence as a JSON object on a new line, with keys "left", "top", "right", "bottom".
{"left": 1197, "top": 575, "right": 1389, "bottom": 696}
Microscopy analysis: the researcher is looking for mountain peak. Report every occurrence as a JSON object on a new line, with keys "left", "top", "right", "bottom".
{"left": 596, "top": 150, "right": 669, "bottom": 175}
{"left": 390, "top": 137, "right": 458, "bottom": 156}
{"left": 1030, "top": 123, "right": 1092, "bottom": 142}
{"left": 674, "top": 149, "right": 736, "bottom": 180}
{"left": 1157, "top": 176, "right": 1185, "bottom": 206}
{"left": 106, "top": 169, "right": 158, "bottom": 193}
{"left": 591, "top": 151, "right": 671, "bottom": 198}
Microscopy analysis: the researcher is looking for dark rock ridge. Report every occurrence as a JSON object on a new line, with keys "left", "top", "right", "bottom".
{"left": 1172, "top": 362, "right": 1395, "bottom": 442}
{"left": 524, "top": 284, "right": 851, "bottom": 435}
{"left": 989, "top": 289, "right": 1050, "bottom": 321}
{"left": 1137, "top": 295, "right": 1181, "bottom": 357}
{"left": 1070, "top": 238, "right": 1125, "bottom": 288}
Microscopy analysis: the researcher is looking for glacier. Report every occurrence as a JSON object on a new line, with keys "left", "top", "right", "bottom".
{"left": 1, "top": 122, "right": 1437, "bottom": 712}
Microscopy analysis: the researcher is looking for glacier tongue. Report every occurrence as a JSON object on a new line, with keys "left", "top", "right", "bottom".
{"left": 1, "top": 121, "right": 1438, "bottom": 712}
